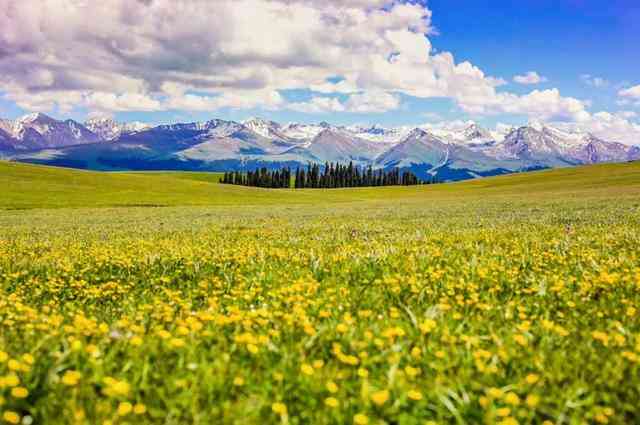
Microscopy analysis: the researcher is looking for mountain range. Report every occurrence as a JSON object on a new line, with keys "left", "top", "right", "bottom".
{"left": 1, "top": 112, "right": 638, "bottom": 181}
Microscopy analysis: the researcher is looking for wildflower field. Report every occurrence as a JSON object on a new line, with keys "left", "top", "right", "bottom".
{"left": 1, "top": 161, "right": 639, "bottom": 424}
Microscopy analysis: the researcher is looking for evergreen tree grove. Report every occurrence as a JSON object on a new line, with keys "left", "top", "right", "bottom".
{"left": 220, "top": 162, "right": 435, "bottom": 189}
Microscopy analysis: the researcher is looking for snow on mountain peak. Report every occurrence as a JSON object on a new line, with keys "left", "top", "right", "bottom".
{"left": 18, "top": 112, "right": 49, "bottom": 124}
{"left": 85, "top": 117, "right": 151, "bottom": 141}
{"left": 528, "top": 120, "right": 545, "bottom": 132}
{"left": 242, "top": 117, "right": 284, "bottom": 139}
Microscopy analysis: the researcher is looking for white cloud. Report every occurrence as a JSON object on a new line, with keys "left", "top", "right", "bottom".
{"left": 554, "top": 111, "right": 640, "bottom": 146}
{"left": 580, "top": 74, "right": 609, "bottom": 88}
{"left": 287, "top": 91, "right": 400, "bottom": 114}
{"left": 84, "top": 92, "right": 163, "bottom": 112}
{"left": 457, "top": 88, "right": 590, "bottom": 122}
{"left": 619, "top": 85, "right": 640, "bottom": 99}
{"left": 0, "top": 0, "right": 600, "bottom": 123}
{"left": 344, "top": 91, "right": 401, "bottom": 113}
{"left": 288, "top": 97, "right": 346, "bottom": 114}
{"left": 513, "top": 71, "right": 548, "bottom": 85}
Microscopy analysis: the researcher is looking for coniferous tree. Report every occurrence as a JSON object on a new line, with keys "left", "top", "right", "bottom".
{"left": 220, "top": 162, "right": 425, "bottom": 189}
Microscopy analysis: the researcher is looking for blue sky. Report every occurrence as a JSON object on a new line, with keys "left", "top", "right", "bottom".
{"left": 1, "top": 0, "right": 639, "bottom": 140}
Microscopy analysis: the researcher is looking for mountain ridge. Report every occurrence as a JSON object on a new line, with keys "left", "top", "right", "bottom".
{"left": 1, "top": 112, "right": 638, "bottom": 181}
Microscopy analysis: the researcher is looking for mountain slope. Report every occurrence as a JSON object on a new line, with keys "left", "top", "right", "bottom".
{"left": 85, "top": 118, "right": 151, "bottom": 141}
{"left": 375, "top": 129, "right": 449, "bottom": 169}
{"left": 306, "top": 129, "right": 387, "bottom": 163}
{"left": 2, "top": 113, "right": 639, "bottom": 181}
{"left": 9, "top": 113, "right": 101, "bottom": 150}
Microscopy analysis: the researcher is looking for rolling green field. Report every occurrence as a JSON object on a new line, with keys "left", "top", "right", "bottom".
{"left": 1, "top": 161, "right": 639, "bottom": 424}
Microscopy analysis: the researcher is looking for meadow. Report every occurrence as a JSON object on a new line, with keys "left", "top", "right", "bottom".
{"left": 1, "top": 161, "right": 639, "bottom": 424}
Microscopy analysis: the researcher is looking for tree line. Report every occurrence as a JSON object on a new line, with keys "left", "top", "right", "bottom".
{"left": 221, "top": 162, "right": 435, "bottom": 189}
{"left": 220, "top": 167, "right": 292, "bottom": 188}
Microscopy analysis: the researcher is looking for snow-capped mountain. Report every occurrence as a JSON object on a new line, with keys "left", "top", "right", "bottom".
{"left": 1, "top": 113, "right": 638, "bottom": 181}
{"left": 0, "top": 113, "right": 101, "bottom": 151}
{"left": 85, "top": 118, "right": 151, "bottom": 141}
{"left": 280, "top": 122, "right": 327, "bottom": 140}
{"left": 376, "top": 128, "right": 449, "bottom": 169}
{"left": 347, "top": 125, "right": 412, "bottom": 144}
{"left": 306, "top": 128, "right": 389, "bottom": 163}
{"left": 242, "top": 117, "right": 296, "bottom": 143}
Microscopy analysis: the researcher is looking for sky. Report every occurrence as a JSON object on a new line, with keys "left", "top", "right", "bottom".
{"left": 1, "top": 0, "right": 639, "bottom": 143}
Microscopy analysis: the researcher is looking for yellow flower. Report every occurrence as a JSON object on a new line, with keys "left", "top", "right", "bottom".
{"left": 103, "top": 378, "right": 130, "bottom": 397}
{"left": 0, "top": 352, "right": 8, "bottom": 363}
{"left": 487, "top": 387, "right": 503, "bottom": 399}
{"left": 247, "top": 344, "right": 259, "bottom": 354}
{"left": 479, "top": 396, "right": 489, "bottom": 407}
{"left": 357, "top": 368, "right": 369, "bottom": 378}
{"left": 496, "top": 407, "right": 511, "bottom": 417}
{"left": 504, "top": 392, "right": 520, "bottom": 406}
{"left": 371, "top": 389, "right": 390, "bottom": 406}
{"left": 169, "top": 338, "right": 185, "bottom": 348}
{"left": 74, "top": 409, "right": 85, "bottom": 421}
{"left": 2, "top": 411, "right": 20, "bottom": 424}
{"left": 300, "top": 363, "right": 314, "bottom": 376}
{"left": 513, "top": 334, "right": 528, "bottom": 347}
{"left": 133, "top": 403, "right": 147, "bottom": 414}
{"left": 336, "top": 323, "right": 349, "bottom": 333}
{"left": 354, "top": 413, "right": 369, "bottom": 424}
{"left": 405, "top": 366, "right": 420, "bottom": 378}
{"left": 233, "top": 376, "right": 245, "bottom": 386}
{"left": 117, "top": 401, "right": 133, "bottom": 416}
{"left": 272, "top": 402, "right": 287, "bottom": 416}
{"left": 419, "top": 319, "right": 437, "bottom": 334}
{"left": 21, "top": 354, "right": 34, "bottom": 365}
{"left": 324, "top": 397, "right": 339, "bottom": 408}
{"left": 326, "top": 381, "right": 339, "bottom": 393}
{"left": 61, "top": 370, "right": 82, "bottom": 386}
{"left": 526, "top": 394, "right": 540, "bottom": 408}
{"left": 4, "top": 374, "right": 20, "bottom": 387}
{"left": 525, "top": 373, "right": 539, "bottom": 385}
{"left": 11, "top": 387, "right": 29, "bottom": 398}
{"left": 407, "top": 389, "right": 423, "bottom": 401}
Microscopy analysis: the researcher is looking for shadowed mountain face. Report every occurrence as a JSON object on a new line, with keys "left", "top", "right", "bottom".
{"left": 1, "top": 113, "right": 638, "bottom": 181}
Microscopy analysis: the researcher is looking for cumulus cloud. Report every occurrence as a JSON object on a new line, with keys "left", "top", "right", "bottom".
{"left": 457, "top": 88, "right": 590, "bottom": 122}
{"left": 619, "top": 85, "right": 640, "bottom": 100}
{"left": 287, "top": 91, "right": 400, "bottom": 114}
{"left": 513, "top": 71, "right": 548, "bottom": 85}
{"left": 554, "top": 111, "right": 640, "bottom": 146}
{"left": 0, "top": 0, "right": 593, "bottom": 123}
{"left": 580, "top": 74, "right": 609, "bottom": 88}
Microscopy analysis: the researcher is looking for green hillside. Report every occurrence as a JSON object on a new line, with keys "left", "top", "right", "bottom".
{"left": 1, "top": 160, "right": 639, "bottom": 209}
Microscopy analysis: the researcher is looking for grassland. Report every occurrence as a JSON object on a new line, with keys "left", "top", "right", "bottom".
{"left": 0, "top": 161, "right": 639, "bottom": 424}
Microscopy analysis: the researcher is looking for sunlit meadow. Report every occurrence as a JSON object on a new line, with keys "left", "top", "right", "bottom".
{"left": 0, "top": 162, "right": 639, "bottom": 424}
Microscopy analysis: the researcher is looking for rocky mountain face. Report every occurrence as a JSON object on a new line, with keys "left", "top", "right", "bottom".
{"left": 1, "top": 113, "right": 638, "bottom": 181}
{"left": 1, "top": 113, "right": 101, "bottom": 151}
{"left": 85, "top": 118, "right": 151, "bottom": 141}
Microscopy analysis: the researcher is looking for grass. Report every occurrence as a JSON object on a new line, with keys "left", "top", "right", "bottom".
{"left": 1, "top": 160, "right": 640, "bottom": 210}
{"left": 0, "top": 160, "right": 639, "bottom": 424}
